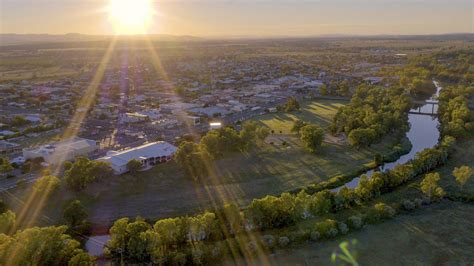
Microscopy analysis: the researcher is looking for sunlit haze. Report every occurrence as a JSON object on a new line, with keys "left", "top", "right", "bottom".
{"left": 1, "top": 0, "right": 472, "bottom": 36}
{"left": 107, "top": 0, "right": 155, "bottom": 34}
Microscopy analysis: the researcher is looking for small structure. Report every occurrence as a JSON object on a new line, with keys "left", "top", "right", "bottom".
{"left": 23, "top": 137, "right": 99, "bottom": 164}
{"left": 0, "top": 140, "right": 21, "bottom": 155}
{"left": 209, "top": 122, "right": 222, "bottom": 130}
{"left": 97, "top": 141, "right": 177, "bottom": 175}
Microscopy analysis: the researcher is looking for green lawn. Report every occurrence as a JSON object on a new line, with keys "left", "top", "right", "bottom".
{"left": 265, "top": 201, "right": 474, "bottom": 265}
{"left": 252, "top": 100, "right": 346, "bottom": 133}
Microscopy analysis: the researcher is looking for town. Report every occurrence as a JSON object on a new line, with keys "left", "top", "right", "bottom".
{"left": 0, "top": 35, "right": 473, "bottom": 265}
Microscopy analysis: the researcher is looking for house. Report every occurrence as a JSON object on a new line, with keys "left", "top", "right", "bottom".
{"left": 97, "top": 141, "right": 177, "bottom": 175}
{"left": 119, "top": 112, "right": 149, "bottom": 124}
{"left": 186, "top": 116, "right": 201, "bottom": 126}
{"left": 0, "top": 130, "right": 16, "bottom": 137}
{"left": 0, "top": 140, "right": 21, "bottom": 155}
{"left": 23, "top": 137, "right": 99, "bottom": 164}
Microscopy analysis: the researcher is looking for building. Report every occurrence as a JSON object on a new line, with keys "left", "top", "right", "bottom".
{"left": 0, "top": 140, "right": 21, "bottom": 155}
{"left": 209, "top": 122, "right": 222, "bottom": 130}
{"left": 97, "top": 141, "right": 178, "bottom": 175}
{"left": 119, "top": 112, "right": 149, "bottom": 124}
{"left": 23, "top": 137, "right": 99, "bottom": 164}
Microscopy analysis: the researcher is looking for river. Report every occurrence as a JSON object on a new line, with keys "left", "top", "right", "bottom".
{"left": 85, "top": 82, "right": 443, "bottom": 256}
{"left": 332, "top": 81, "right": 442, "bottom": 191}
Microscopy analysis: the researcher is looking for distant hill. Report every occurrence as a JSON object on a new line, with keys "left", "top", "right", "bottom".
{"left": 0, "top": 33, "right": 201, "bottom": 46}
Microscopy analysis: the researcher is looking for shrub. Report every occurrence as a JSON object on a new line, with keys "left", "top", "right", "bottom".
{"left": 262, "top": 235, "right": 275, "bottom": 248}
{"left": 310, "top": 231, "right": 320, "bottom": 242}
{"left": 402, "top": 200, "right": 415, "bottom": 211}
{"left": 347, "top": 215, "right": 363, "bottom": 229}
{"left": 413, "top": 198, "right": 423, "bottom": 208}
{"left": 367, "top": 203, "right": 396, "bottom": 223}
{"left": 315, "top": 219, "right": 339, "bottom": 239}
{"left": 246, "top": 241, "right": 258, "bottom": 254}
{"left": 337, "top": 222, "right": 349, "bottom": 234}
{"left": 278, "top": 236, "right": 290, "bottom": 247}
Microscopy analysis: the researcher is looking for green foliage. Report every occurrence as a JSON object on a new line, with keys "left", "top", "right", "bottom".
{"left": 0, "top": 157, "right": 14, "bottom": 174}
{"left": 452, "top": 165, "right": 473, "bottom": 190}
{"left": 0, "top": 210, "right": 16, "bottom": 234}
{"left": 126, "top": 159, "right": 142, "bottom": 174}
{"left": 299, "top": 124, "right": 324, "bottom": 153}
{"left": 0, "top": 199, "right": 7, "bottom": 214}
{"left": 10, "top": 115, "right": 31, "bottom": 127}
{"left": 366, "top": 203, "right": 396, "bottom": 223}
{"left": 255, "top": 126, "right": 270, "bottom": 141}
{"left": 438, "top": 85, "right": 474, "bottom": 138}
{"left": 0, "top": 225, "right": 93, "bottom": 265}
{"left": 174, "top": 141, "right": 211, "bottom": 180}
{"left": 32, "top": 175, "right": 60, "bottom": 199}
{"left": 283, "top": 97, "right": 301, "bottom": 112}
{"left": 331, "top": 86, "right": 410, "bottom": 147}
{"left": 106, "top": 213, "right": 220, "bottom": 264}
{"left": 319, "top": 84, "right": 328, "bottom": 96}
{"left": 62, "top": 200, "right": 88, "bottom": 228}
{"left": 420, "top": 172, "right": 445, "bottom": 201}
{"left": 314, "top": 219, "right": 339, "bottom": 239}
{"left": 64, "top": 157, "right": 113, "bottom": 191}
{"left": 291, "top": 119, "right": 309, "bottom": 134}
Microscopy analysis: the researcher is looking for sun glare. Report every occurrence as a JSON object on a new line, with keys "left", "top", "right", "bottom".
{"left": 107, "top": 0, "right": 154, "bottom": 34}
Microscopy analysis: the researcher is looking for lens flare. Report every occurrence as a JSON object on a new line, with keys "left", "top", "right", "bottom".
{"left": 107, "top": 0, "right": 154, "bottom": 34}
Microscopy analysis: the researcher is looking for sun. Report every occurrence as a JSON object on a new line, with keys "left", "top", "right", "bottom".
{"left": 107, "top": 0, "right": 155, "bottom": 34}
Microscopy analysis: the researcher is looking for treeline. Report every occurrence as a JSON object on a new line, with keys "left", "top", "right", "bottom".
{"left": 175, "top": 121, "right": 269, "bottom": 180}
{"left": 105, "top": 134, "right": 455, "bottom": 264}
{"left": 438, "top": 85, "right": 474, "bottom": 138}
{"left": 330, "top": 85, "right": 411, "bottom": 147}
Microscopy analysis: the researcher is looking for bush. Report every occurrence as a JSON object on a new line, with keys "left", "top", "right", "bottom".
{"left": 337, "top": 222, "right": 349, "bottom": 234}
{"left": 262, "top": 235, "right": 275, "bottom": 248}
{"left": 413, "top": 198, "right": 423, "bottom": 208}
{"left": 367, "top": 203, "right": 396, "bottom": 223}
{"left": 347, "top": 215, "right": 363, "bottom": 229}
{"left": 310, "top": 231, "right": 320, "bottom": 242}
{"left": 315, "top": 219, "right": 339, "bottom": 239}
{"left": 278, "top": 236, "right": 290, "bottom": 247}
{"left": 402, "top": 200, "right": 415, "bottom": 211}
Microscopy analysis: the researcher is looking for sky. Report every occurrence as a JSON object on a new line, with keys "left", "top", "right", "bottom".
{"left": 1, "top": 0, "right": 473, "bottom": 37}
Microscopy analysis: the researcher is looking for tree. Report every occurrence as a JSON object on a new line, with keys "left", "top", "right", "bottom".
{"left": 291, "top": 119, "right": 308, "bottom": 134}
{"left": 62, "top": 200, "right": 88, "bottom": 228}
{"left": 299, "top": 124, "right": 324, "bottom": 153}
{"left": 174, "top": 141, "right": 210, "bottom": 180}
{"left": 420, "top": 172, "right": 445, "bottom": 200}
{"left": 283, "top": 97, "right": 300, "bottom": 112}
{"left": 64, "top": 157, "right": 112, "bottom": 191}
{"left": 0, "top": 210, "right": 15, "bottom": 234}
{"left": 0, "top": 199, "right": 7, "bottom": 214}
{"left": 32, "top": 175, "right": 60, "bottom": 199}
{"left": 256, "top": 127, "right": 270, "bottom": 141}
{"left": 11, "top": 115, "right": 30, "bottom": 127}
{"left": 239, "top": 121, "right": 258, "bottom": 149}
{"left": 452, "top": 165, "right": 473, "bottom": 190}
{"left": 0, "top": 225, "right": 93, "bottom": 265}
{"left": 319, "top": 84, "right": 328, "bottom": 96}
{"left": 126, "top": 159, "right": 142, "bottom": 174}
{"left": 0, "top": 157, "right": 14, "bottom": 174}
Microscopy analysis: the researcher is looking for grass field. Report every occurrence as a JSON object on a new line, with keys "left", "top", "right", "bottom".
{"left": 266, "top": 201, "right": 474, "bottom": 265}
{"left": 252, "top": 100, "right": 346, "bottom": 133}
{"left": 6, "top": 100, "right": 404, "bottom": 226}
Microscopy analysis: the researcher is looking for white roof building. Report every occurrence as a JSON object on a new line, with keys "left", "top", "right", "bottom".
{"left": 97, "top": 141, "right": 177, "bottom": 175}
{"left": 23, "top": 137, "right": 99, "bottom": 164}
